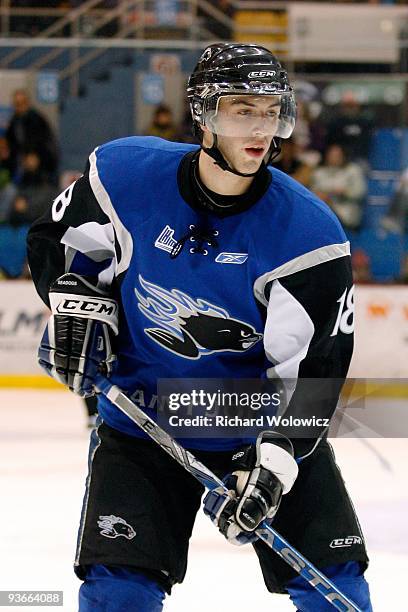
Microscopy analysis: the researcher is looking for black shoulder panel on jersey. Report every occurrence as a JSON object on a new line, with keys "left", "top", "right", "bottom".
{"left": 265, "top": 255, "right": 354, "bottom": 459}
{"left": 270, "top": 255, "right": 353, "bottom": 367}
{"left": 27, "top": 166, "right": 112, "bottom": 306}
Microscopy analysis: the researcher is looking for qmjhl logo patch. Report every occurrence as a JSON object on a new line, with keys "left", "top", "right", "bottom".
{"left": 154, "top": 225, "right": 177, "bottom": 254}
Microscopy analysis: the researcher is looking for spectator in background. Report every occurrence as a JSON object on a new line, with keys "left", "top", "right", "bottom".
{"left": 351, "top": 248, "right": 373, "bottom": 284}
{"left": 326, "top": 92, "right": 373, "bottom": 165}
{"left": 17, "top": 151, "right": 58, "bottom": 223}
{"left": 145, "top": 103, "right": 178, "bottom": 141}
{"left": 293, "top": 99, "right": 325, "bottom": 161}
{"left": 0, "top": 137, "right": 17, "bottom": 223}
{"left": 175, "top": 104, "right": 196, "bottom": 144}
{"left": 0, "top": 135, "right": 16, "bottom": 178}
{"left": 394, "top": 254, "right": 408, "bottom": 284}
{"left": 7, "top": 194, "right": 31, "bottom": 227}
{"left": 5, "top": 89, "right": 59, "bottom": 184}
{"left": 0, "top": 191, "right": 33, "bottom": 279}
{"left": 311, "top": 143, "right": 367, "bottom": 231}
{"left": 381, "top": 167, "right": 408, "bottom": 235}
{"left": 274, "top": 139, "right": 313, "bottom": 187}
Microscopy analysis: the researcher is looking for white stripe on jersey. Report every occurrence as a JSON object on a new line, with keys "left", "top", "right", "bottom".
{"left": 253, "top": 241, "right": 350, "bottom": 306}
{"left": 62, "top": 221, "right": 115, "bottom": 262}
{"left": 263, "top": 279, "right": 315, "bottom": 407}
{"left": 89, "top": 148, "right": 134, "bottom": 276}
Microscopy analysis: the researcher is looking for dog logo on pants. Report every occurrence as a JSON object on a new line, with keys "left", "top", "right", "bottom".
{"left": 97, "top": 515, "right": 136, "bottom": 540}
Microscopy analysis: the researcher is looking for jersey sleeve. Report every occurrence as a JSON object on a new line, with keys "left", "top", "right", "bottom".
{"left": 27, "top": 160, "right": 117, "bottom": 307}
{"left": 260, "top": 246, "right": 354, "bottom": 460}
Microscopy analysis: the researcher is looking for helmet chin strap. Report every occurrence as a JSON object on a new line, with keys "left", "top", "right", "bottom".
{"left": 202, "top": 133, "right": 281, "bottom": 178}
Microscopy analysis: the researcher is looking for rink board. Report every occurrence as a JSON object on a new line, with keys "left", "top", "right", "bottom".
{"left": 0, "top": 281, "right": 407, "bottom": 389}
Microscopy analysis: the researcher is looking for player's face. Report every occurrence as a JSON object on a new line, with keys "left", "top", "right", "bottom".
{"left": 204, "top": 95, "right": 281, "bottom": 174}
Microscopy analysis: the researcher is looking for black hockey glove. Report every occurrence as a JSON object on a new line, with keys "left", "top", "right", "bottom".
{"left": 204, "top": 432, "right": 298, "bottom": 545}
{"left": 38, "top": 273, "right": 118, "bottom": 397}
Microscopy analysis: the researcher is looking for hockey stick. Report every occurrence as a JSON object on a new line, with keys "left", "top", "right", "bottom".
{"left": 95, "top": 374, "right": 363, "bottom": 612}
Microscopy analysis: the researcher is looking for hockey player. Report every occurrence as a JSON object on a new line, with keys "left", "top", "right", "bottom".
{"left": 27, "top": 44, "right": 373, "bottom": 611}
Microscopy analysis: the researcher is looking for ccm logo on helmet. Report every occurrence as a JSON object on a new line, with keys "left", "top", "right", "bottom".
{"left": 248, "top": 70, "right": 276, "bottom": 78}
{"left": 57, "top": 299, "right": 117, "bottom": 316}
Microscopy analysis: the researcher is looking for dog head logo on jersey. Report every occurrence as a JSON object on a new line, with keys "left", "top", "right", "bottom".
{"left": 135, "top": 275, "right": 262, "bottom": 359}
{"left": 97, "top": 515, "right": 136, "bottom": 540}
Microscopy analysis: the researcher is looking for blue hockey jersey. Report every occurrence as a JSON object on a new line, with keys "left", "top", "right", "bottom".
{"left": 28, "top": 137, "right": 354, "bottom": 456}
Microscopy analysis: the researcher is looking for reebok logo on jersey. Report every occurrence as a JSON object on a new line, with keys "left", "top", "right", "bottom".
{"left": 155, "top": 225, "right": 178, "bottom": 254}
{"left": 215, "top": 253, "right": 248, "bottom": 264}
{"left": 329, "top": 536, "right": 362, "bottom": 549}
{"left": 97, "top": 515, "right": 136, "bottom": 540}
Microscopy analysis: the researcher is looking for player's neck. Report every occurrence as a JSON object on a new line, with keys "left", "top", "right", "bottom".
{"left": 198, "top": 149, "right": 254, "bottom": 196}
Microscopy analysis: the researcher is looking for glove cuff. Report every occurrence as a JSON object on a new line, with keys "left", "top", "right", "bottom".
{"left": 258, "top": 441, "right": 298, "bottom": 494}
{"left": 232, "top": 431, "right": 299, "bottom": 495}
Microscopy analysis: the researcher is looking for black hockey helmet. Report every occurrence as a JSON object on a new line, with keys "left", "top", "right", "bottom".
{"left": 187, "top": 43, "right": 296, "bottom": 176}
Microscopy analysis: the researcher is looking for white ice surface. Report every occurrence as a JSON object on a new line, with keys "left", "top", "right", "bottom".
{"left": 0, "top": 389, "right": 407, "bottom": 611}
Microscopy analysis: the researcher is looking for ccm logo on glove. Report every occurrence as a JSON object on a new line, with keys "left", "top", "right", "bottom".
{"left": 49, "top": 292, "right": 118, "bottom": 334}
{"left": 53, "top": 297, "right": 117, "bottom": 316}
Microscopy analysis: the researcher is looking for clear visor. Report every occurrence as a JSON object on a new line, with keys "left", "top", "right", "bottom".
{"left": 202, "top": 93, "right": 296, "bottom": 139}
